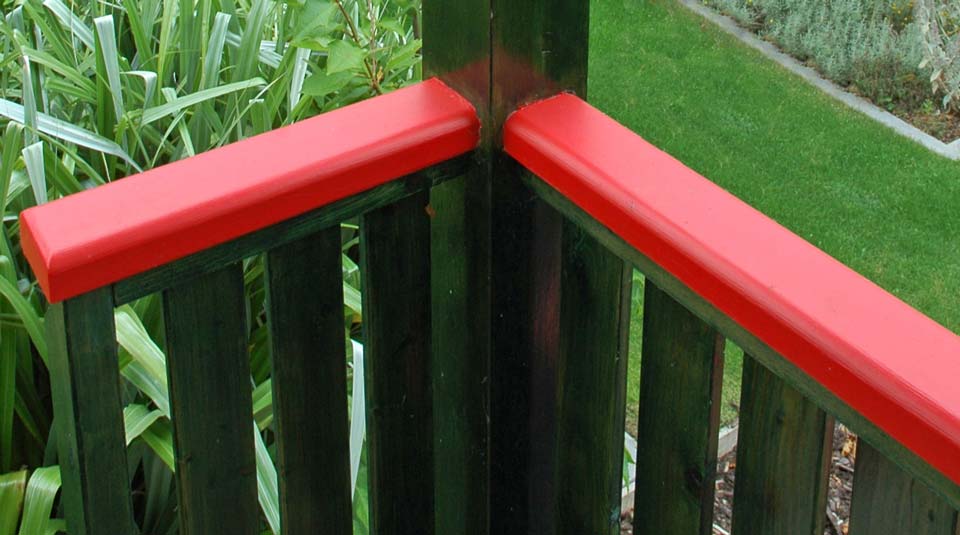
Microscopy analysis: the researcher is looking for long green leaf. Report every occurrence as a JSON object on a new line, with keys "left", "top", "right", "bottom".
{"left": 20, "top": 57, "right": 37, "bottom": 146}
{"left": 123, "top": 404, "right": 163, "bottom": 445}
{"left": 41, "top": 0, "right": 94, "bottom": 50}
{"left": 138, "top": 77, "right": 267, "bottom": 125}
{"left": 94, "top": 16, "right": 125, "bottom": 122}
{"left": 201, "top": 13, "right": 231, "bottom": 90}
{"left": 0, "top": 470, "right": 27, "bottom": 534}
{"left": 21, "top": 142, "right": 46, "bottom": 205}
{"left": 17, "top": 466, "right": 60, "bottom": 535}
{"left": 140, "top": 420, "right": 174, "bottom": 472}
{"left": 254, "top": 424, "right": 279, "bottom": 534}
{"left": 0, "top": 99, "right": 140, "bottom": 170}
{"left": 0, "top": 268, "right": 46, "bottom": 366}
{"left": 115, "top": 306, "right": 169, "bottom": 415}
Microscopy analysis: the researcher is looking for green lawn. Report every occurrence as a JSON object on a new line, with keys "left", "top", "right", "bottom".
{"left": 590, "top": 0, "right": 960, "bottom": 433}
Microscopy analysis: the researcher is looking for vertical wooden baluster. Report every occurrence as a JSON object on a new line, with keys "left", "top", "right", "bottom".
{"left": 265, "top": 227, "right": 351, "bottom": 534}
{"left": 48, "top": 288, "right": 136, "bottom": 535}
{"left": 163, "top": 264, "right": 258, "bottom": 535}
{"left": 848, "top": 441, "right": 958, "bottom": 535}
{"left": 633, "top": 282, "right": 724, "bottom": 535}
{"left": 360, "top": 191, "right": 433, "bottom": 535}
{"left": 557, "top": 228, "right": 633, "bottom": 535}
{"left": 732, "top": 356, "right": 832, "bottom": 535}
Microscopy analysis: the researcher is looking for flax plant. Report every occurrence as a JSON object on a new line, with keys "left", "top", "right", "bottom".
{"left": 0, "top": 0, "right": 421, "bottom": 532}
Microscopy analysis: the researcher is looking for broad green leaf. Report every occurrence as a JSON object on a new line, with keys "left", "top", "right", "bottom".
{"left": 386, "top": 39, "right": 421, "bottom": 71}
{"left": 17, "top": 467, "right": 60, "bottom": 535}
{"left": 0, "top": 268, "right": 46, "bottom": 366}
{"left": 21, "top": 142, "right": 46, "bottom": 205}
{"left": 139, "top": 77, "right": 267, "bottom": 125}
{"left": 123, "top": 404, "right": 164, "bottom": 445}
{"left": 301, "top": 70, "right": 354, "bottom": 97}
{"left": 254, "top": 424, "right": 279, "bottom": 534}
{"left": 0, "top": 470, "right": 26, "bottom": 534}
{"left": 343, "top": 281, "right": 362, "bottom": 316}
{"left": 140, "top": 420, "right": 174, "bottom": 472}
{"left": 327, "top": 40, "right": 365, "bottom": 75}
{"left": 115, "top": 306, "right": 169, "bottom": 415}
{"left": 41, "top": 0, "right": 94, "bottom": 49}
{"left": 290, "top": 2, "right": 338, "bottom": 45}
{"left": 0, "top": 99, "right": 140, "bottom": 170}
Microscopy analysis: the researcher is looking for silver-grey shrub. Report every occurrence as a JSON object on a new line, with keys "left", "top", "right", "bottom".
{"left": 704, "top": 0, "right": 938, "bottom": 110}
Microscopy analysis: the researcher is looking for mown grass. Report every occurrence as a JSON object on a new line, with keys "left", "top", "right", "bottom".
{"left": 591, "top": 0, "right": 960, "bottom": 433}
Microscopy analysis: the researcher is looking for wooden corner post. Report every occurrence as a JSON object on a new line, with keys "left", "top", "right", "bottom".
{"left": 425, "top": 2, "right": 632, "bottom": 534}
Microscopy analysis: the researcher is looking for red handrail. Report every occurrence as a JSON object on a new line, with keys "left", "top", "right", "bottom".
{"left": 505, "top": 93, "right": 960, "bottom": 487}
{"left": 21, "top": 78, "right": 479, "bottom": 303}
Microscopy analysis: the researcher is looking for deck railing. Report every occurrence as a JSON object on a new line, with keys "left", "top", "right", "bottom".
{"left": 19, "top": 1, "right": 960, "bottom": 534}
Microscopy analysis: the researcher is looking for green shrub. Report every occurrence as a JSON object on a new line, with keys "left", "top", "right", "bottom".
{"left": 917, "top": 0, "right": 960, "bottom": 111}
{"left": 702, "top": 0, "right": 944, "bottom": 112}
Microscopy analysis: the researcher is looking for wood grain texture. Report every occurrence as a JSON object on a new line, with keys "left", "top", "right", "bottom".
{"left": 557, "top": 225, "right": 632, "bottom": 535}
{"left": 47, "top": 288, "right": 136, "bottom": 535}
{"left": 423, "top": 2, "right": 492, "bottom": 530}
{"left": 849, "top": 441, "right": 958, "bottom": 535}
{"left": 360, "top": 191, "right": 433, "bottom": 535}
{"left": 520, "top": 173, "right": 960, "bottom": 510}
{"left": 732, "top": 356, "right": 832, "bottom": 535}
{"left": 265, "top": 227, "right": 351, "bottom": 535}
{"left": 633, "top": 282, "right": 723, "bottom": 535}
{"left": 114, "top": 157, "right": 468, "bottom": 305}
{"left": 163, "top": 264, "right": 258, "bottom": 535}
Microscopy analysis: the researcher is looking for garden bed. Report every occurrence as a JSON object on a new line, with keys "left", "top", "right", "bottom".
{"left": 701, "top": 0, "right": 960, "bottom": 143}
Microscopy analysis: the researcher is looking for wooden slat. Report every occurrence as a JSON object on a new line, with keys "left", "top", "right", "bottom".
{"left": 557, "top": 226, "right": 632, "bottom": 535}
{"left": 633, "top": 282, "right": 723, "bottom": 535}
{"left": 47, "top": 288, "right": 136, "bottom": 535}
{"left": 849, "top": 441, "right": 958, "bottom": 535}
{"left": 265, "top": 227, "right": 351, "bottom": 534}
{"left": 360, "top": 192, "right": 433, "bottom": 535}
{"left": 163, "top": 264, "right": 258, "bottom": 535}
{"left": 732, "top": 356, "right": 832, "bottom": 535}
{"left": 114, "top": 157, "right": 468, "bottom": 305}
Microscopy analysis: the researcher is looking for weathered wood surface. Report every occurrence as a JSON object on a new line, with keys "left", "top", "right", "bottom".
{"left": 48, "top": 288, "right": 136, "bottom": 535}
{"left": 732, "top": 356, "right": 832, "bottom": 535}
{"left": 360, "top": 192, "right": 433, "bottom": 535}
{"left": 163, "top": 265, "right": 258, "bottom": 535}
{"left": 849, "top": 441, "right": 958, "bottom": 535}
{"left": 633, "top": 282, "right": 723, "bottom": 535}
{"left": 265, "top": 228, "right": 352, "bottom": 535}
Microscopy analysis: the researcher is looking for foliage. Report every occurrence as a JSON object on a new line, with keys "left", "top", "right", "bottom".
{"left": 916, "top": 0, "right": 960, "bottom": 111}
{"left": 0, "top": 0, "right": 421, "bottom": 531}
{"left": 703, "top": 0, "right": 946, "bottom": 113}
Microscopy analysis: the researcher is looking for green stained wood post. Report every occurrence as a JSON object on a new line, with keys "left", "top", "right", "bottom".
{"left": 633, "top": 282, "right": 724, "bottom": 535}
{"left": 48, "top": 288, "right": 137, "bottom": 535}
{"left": 163, "top": 265, "right": 258, "bottom": 535}
{"left": 732, "top": 356, "right": 833, "bottom": 535}
{"left": 265, "top": 227, "right": 352, "bottom": 535}
{"left": 848, "top": 441, "right": 958, "bottom": 535}
{"left": 360, "top": 191, "right": 434, "bottom": 535}
{"left": 426, "top": 0, "right": 630, "bottom": 533}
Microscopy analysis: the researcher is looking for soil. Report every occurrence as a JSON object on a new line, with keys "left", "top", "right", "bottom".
{"left": 896, "top": 108, "right": 960, "bottom": 144}
{"left": 620, "top": 423, "right": 858, "bottom": 535}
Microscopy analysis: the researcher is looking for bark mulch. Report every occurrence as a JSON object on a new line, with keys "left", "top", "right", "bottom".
{"left": 621, "top": 423, "right": 858, "bottom": 535}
